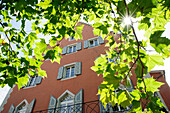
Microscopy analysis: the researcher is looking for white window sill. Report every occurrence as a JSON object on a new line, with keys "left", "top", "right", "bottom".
{"left": 61, "top": 76, "right": 77, "bottom": 81}
{"left": 23, "top": 85, "right": 36, "bottom": 89}
{"left": 66, "top": 51, "right": 77, "bottom": 55}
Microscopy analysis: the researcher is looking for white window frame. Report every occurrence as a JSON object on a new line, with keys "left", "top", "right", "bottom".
{"left": 65, "top": 65, "right": 75, "bottom": 79}
{"left": 88, "top": 37, "right": 99, "bottom": 48}
{"left": 57, "top": 90, "right": 75, "bottom": 113}
{"left": 15, "top": 99, "right": 29, "bottom": 113}
{"left": 60, "top": 100, "right": 74, "bottom": 113}
{"left": 23, "top": 75, "right": 38, "bottom": 89}
{"left": 62, "top": 63, "right": 76, "bottom": 80}
{"left": 67, "top": 45, "right": 76, "bottom": 54}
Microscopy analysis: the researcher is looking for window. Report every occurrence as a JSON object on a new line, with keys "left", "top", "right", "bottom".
{"left": 60, "top": 94, "right": 74, "bottom": 113}
{"left": 83, "top": 36, "right": 105, "bottom": 49}
{"left": 69, "top": 36, "right": 75, "bottom": 41}
{"left": 99, "top": 80, "right": 133, "bottom": 113}
{"left": 89, "top": 39, "right": 99, "bottom": 47}
{"left": 29, "top": 76, "right": 37, "bottom": 86}
{"left": 47, "top": 89, "right": 83, "bottom": 113}
{"left": 23, "top": 75, "right": 42, "bottom": 88}
{"left": 15, "top": 100, "right": 28, "bottom": 113}
{"left": 62, "top": 42, "right": 82, "bottom": 55}
{"left": 66, "top": 65, "right": 75, "bottom": 78}
{"left": 57, "top": 62, "right": 81, "bottom": 80}
{"left": 96, "top": 55, "right": 118, "bottom": 63}
{"left": 111, "top": 103, "right": 131, "bottom": 112}
{"left": 16, "top": 101, "right": 27, "bottom": 113}
{"left": 68, "top": 45, "right": 76, "bottom": 54}
{"left": 8, "top": 99, "right": 36, "bottom": 113}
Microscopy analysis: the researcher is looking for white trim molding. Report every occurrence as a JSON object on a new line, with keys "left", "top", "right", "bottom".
{"left": 0, "top": 88, "right": 13, "bottom": 112}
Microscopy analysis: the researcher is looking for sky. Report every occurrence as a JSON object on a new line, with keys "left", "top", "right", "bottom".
{"left": 0, "top": 15, "right": 170, "bottom": 107}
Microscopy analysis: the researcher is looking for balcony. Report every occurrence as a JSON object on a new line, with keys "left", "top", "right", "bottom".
{"left": 33, "top": 100, "right": 131, "bottom": 113}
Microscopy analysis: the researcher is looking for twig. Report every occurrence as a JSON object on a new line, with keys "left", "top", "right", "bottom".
{"left": 0, "top": 22, "right": 16, "bottom": 56}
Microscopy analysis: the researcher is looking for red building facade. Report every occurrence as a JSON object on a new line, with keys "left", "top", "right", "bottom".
{"left": 0, "top": 22, "right": 170, "bottom": 113}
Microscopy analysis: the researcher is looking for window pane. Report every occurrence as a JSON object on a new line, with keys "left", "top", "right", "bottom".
{"left": 66, "top": 68, "right": 70, "bottom": 78}
{"left": 61, "top": 104, "right": 66, "bottom": 113}
{"left": 30, "top": 77, "right": 35, "bottom": 86}
{"left": 32, "top": 77, "right": 37, "bottom": 86}
{"left": 73, "top": 46, "right": 76, "bottom": 52}
{"left": 69, "top": 47, "right": 72, "bottom": 53}
{"left": 67, "top": 103, "right": 73, "bottom": 113}
{"left": 71, "top": 67, "right": 75, "bottom": 77}
{"left": 94, "top": 39, "right": 98, "bottom": 46}
{"left": 89, "top": 40, "right": 94, "bottom": 47}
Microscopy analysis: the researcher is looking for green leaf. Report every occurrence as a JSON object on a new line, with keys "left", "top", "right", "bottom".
{"left": 146, "top": 54, "right": 164, "bottom": 72}
{"left": 49, "top": 36, "right": 57, "bottom": 47}
{"left": 89, "top": 14, "right": 96, "bottom": 22}
{"left": 144, "top": 77, "right": 164, "bottom": 93}
{"left": 51, "top": 6, "right": 56, "bottom": 15}
{"left": 76, "top": 25, "right": 84, "bottom": 31}
{"left": 138, "top": 23, "right": 148, "bottom": 30}
{"left": 130, "top": 89, "right": 141, "bottom": 100}
{"left": 93, "top": 28, "right": 101, "bottom": 36}
{"left": 152, "top": 0, "right": 158, "bottom": 5}
{"left": 166, "top": 10, "right": 170, "bottom": 19}
{"left": 135, "top": 61, "right": 147, "bottom": 78}
{"left": 36, "top": 0, "right": 52, "bottom": 9}
{"left": 118, "top": 90, "right": 132, "bottom": 108}
{"left": 150, "top": 31, "right": 170, "bottom": 46}
{"left": 66, "top": 17, "right": 71, "bottom": 27}
{"left": 17, "top": 75, "right": 29, "bottom": 89}
{"left": 54, "top": 46, "right": 62, "bottom": 53}
{"left": 38, "top": 70, "right": 47, "bottom": 77}
{"left": 118, "top": 91, "right": 127, "bottom": 105}
{"left": 92, "top": 22, "right": 102, "bottom": 28}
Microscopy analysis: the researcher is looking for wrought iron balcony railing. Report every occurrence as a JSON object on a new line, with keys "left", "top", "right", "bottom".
{"left": 33, "top": 100, "right": 131, "bottom": 113}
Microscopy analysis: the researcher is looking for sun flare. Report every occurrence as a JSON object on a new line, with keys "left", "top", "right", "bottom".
{"left": 123, "top": 16, "right": 132, "bottom": 25}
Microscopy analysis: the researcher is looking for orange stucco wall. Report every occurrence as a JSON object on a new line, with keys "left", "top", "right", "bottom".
{"left": 1, "top": 23, "right": 170, "bottom": 113}
{"left": 1, "top": 23, "right": 109, "bottom": 112}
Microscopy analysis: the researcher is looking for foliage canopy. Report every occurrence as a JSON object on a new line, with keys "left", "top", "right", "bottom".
{"left": 0, "top": 0, "right": 170, "bottom": 112}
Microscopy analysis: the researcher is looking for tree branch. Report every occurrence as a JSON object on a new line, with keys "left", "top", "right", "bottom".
{"left": 0, "top": 22, "right": 16, "bottom": 56}
{"left": 123, "top": 0, "right": 149, "bottom": 107}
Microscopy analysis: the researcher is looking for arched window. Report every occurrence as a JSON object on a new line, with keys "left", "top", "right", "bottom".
{"left": 47, "top": 89, "right": 83, "bottom": 113}
{"left": 8, "top": 99, "right": 36, "bottom": 113}
{"left": 58, "top": 90, "right": 75, "bottom": 113}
